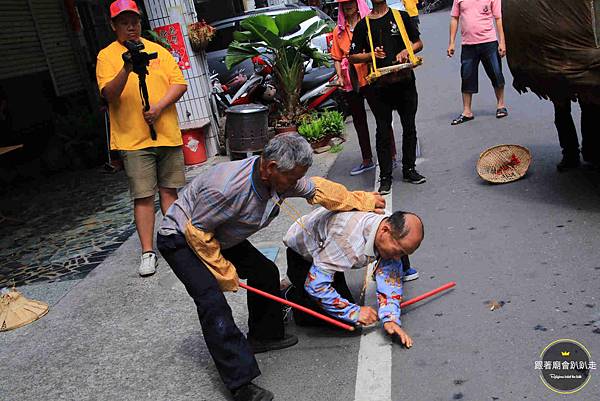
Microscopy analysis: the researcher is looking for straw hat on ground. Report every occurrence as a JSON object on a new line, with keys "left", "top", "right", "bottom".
{"left": 0, "top": 288, "right": 48, "bottom": 332}
{"left": 477, "top": 144, "right": 532, "bottom": 184}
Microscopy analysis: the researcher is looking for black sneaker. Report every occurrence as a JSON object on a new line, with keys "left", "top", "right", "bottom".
{"left": 232, "top": 383, "right": 274, "bottom": 401}
{"left": 247, "top": 333, "right": 298, "bottom": 354}
{"left": 556, "top": 156, "right": 580, "bottom": 172}
{"left": 378, "top": 177, "right": 392, "bottom": 195}
{"left": 403, "top": 168, "right": 426, "bottom": 184}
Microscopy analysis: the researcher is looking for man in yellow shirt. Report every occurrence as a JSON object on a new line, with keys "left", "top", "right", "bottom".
{"left": 96, "top": 0, "right": 187, "bottom": 277}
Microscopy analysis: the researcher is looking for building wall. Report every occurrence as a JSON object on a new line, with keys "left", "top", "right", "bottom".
{"left": 143, "top": 0, "right": 219, "bottom": 157}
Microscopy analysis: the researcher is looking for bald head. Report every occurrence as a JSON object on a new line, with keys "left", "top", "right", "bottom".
{"left": 375, "top": 211, "right": 424, "bottom": 260}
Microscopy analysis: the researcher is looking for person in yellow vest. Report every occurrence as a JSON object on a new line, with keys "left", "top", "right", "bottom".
{"left": 96, "top": 0, "right": 187, "bottom": 277}
{"left": 402, "top": 0, "right": 421, "bottom": 27}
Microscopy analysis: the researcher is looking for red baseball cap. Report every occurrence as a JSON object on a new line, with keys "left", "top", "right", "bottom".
{"left": 110, "top": 0, "right": 141, "bottom": 19}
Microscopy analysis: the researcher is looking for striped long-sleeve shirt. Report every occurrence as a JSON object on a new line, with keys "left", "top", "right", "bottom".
{"left": 284, "top": 208, "right": 404, "bottom": 325}
{"left": 158, "top": 156, "right": 381, "bottom": 291}
{"left": 159, "top": 156, "right": 315, "bottom": 249}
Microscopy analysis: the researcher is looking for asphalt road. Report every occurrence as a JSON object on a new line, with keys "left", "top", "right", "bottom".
{"left": 322, "top": 9, "right": 600, "bottom": 401}
{"left": 1, "top": 9, "right": 598, "bottom": 401}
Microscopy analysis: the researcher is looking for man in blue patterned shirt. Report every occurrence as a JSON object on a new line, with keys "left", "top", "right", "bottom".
{"left": 284, "top": 207, "right": 424, "bottom": 347}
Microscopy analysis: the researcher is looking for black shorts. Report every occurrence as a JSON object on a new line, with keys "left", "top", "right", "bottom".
{"left": 460, "top": 41, "right": 505, "bottom": 94}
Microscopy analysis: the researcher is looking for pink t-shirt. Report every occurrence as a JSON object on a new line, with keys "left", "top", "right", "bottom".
{"left": 451, "top": 0, "right": 502, "bottom": 45}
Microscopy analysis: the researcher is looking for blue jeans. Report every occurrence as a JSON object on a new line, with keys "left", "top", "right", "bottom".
{"left": 460, "top": 41, "right": 505, "bottom": 94}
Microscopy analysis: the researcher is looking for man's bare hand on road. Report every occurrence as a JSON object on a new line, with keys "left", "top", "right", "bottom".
{"left": 384, "top": 322, "right": 413, "bottom": 348}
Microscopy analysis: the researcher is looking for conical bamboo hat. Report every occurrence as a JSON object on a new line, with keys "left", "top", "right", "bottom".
{"left": 0, "top": 289, "right": 49, "bottom": 332}
{"left": 477, "top": 144, "right": 531, "bottom": 184}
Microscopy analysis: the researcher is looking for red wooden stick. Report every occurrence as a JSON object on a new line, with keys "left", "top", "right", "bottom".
{"left": 239, "top": 282, "right": 355, "bottom": 331}
{"left": 400, "top": 281, "right": 456, "bottom": 308}
{"left": 239, "top": 281, "right": 456, "bottom": 332}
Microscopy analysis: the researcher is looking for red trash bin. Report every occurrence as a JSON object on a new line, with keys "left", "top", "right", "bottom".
{"left": 181, "top": 128, "right": 207, "bottom": 165}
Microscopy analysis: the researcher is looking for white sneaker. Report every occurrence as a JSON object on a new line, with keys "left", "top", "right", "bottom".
{"left": 138, "top": 252, "right": 157, "bottom": 277}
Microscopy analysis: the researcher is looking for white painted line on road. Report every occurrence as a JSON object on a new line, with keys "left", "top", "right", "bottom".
{"left": 354, "top": 164, "right": 393, "bottom": 401}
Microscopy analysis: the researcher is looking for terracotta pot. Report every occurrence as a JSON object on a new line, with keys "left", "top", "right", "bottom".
{"left": 310, "top": 135, "right": 333, "bottom": 150}
{"left": 274, "top": 125, "right": 298, "bottom": 135}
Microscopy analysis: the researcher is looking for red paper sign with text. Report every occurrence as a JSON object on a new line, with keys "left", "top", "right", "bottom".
{"left": 154, "top": 23, "right": 190, "bottom": 70}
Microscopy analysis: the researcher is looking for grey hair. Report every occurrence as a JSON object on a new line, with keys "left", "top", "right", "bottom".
{"left": 388, "top": 211, "right": 424, "bottom": 240}
{"left": 262, "top": 134, "right": 314, "bottom": 172}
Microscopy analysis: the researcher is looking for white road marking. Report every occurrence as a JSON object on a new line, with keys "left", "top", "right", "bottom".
{"left": 354, "top": 164, "right": 393, "bottom": 401}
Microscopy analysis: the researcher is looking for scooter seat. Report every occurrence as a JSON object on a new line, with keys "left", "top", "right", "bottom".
{"left": 302, "top": 66, "right": 336, "bottom": 91}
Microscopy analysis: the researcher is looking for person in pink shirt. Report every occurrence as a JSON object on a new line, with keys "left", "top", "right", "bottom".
{"left": 447, "top": 0, "right": 507, "bottom": 125}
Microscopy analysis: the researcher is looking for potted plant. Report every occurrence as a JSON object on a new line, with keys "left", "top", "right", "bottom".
{"left": 225, "top": 11, "right": 331, "bottom": 131}
{"left": 298, "top": 117, "right": 326, "bottom": 147}
{"left": 188, "top": 20, "right": 216, "bottom": 52}
{"left": 319, "top": 110, "right": 345, "bottom": 138}
{"left": 297, "top": 111, "right": 345, "bottom": 151}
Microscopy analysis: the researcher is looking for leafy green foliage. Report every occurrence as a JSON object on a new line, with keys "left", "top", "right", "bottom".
{"left": 143, "top": 30, "right": 171, "bottom": 50}
{"left": 226, "top": 10, "right": 332, "bottom": 124}
{"left": 297, "top": 110, "right": 344, "bottom": 143}
{"left": 319, "top": 111, "right": 345, "bottom": 137}
{"left": 329, "top": 144, "right": 344, "bottom": 153}
{"left": 298, "top": 118, "right": 324, "bottom": 142}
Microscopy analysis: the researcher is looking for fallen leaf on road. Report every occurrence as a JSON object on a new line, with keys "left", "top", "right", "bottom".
{"left": 486, "top": 300, "right": 505, "bottom": 311}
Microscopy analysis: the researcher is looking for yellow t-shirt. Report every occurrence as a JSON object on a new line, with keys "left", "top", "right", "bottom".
{"left": 96, "top": 38, "right": 187, "bottom": 151}
{"left": 402, "top": 0, "right": 419, "bottom": 17}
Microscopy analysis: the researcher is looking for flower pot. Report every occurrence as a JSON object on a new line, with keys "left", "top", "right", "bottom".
{"left": 190, "top": 37, "right": 211, "bottom": 52}
{"left": 188, "top": 21, "right": 215, "bottom": 52}
{"left": 275, "top": 125, "right": 298, "bottom": 135}
{"left": 310, "top": 135, "right": 332, "bottom": 149}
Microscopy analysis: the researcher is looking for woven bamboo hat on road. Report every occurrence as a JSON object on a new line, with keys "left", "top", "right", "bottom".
{"left": 477, "top": 144, "right": 532, "bottom": 184}
{"left": 0, "top": 288, "right": 48, "bottom": 332}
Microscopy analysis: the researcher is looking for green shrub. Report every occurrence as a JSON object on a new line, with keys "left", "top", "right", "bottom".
{"left": 298, "top": 119, "right": 324, "bottom": 142}
{"left": 319, "top": 110, "right": 344, "bottom": 137}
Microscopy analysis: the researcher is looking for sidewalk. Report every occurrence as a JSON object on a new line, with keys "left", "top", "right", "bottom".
{"left": 0, "top": 142, "right": 346, "bottom": 401}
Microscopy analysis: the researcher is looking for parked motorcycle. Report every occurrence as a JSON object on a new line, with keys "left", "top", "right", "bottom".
{"left": 300, "top": 60, "right": 348, "bottom": 116}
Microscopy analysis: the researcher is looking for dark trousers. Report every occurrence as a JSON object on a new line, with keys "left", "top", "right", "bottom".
{"left": 344, "top": 90, "right": 372, "bottom": 162}
{"left": 364, "top": 79, "right": 419, "bottom": 178}
{"left": 157, "top": 234, "right": 283, "bottom": 390}
{"left": 552, "top": 98, "right": 600, "bottom": 163}
{"left": 285, "top": 248, "right": 412, "bottom": 325}
{"left": 285, "top": 248, "right": 355, "bottom": 326}
{"left": 344, "top": 90, "right": 397, "bottom": 162}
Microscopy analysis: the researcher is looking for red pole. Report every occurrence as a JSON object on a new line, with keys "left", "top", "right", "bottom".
{"left": 239, "top": 282, "right": 355, "bottom": 331}
{"left": 239, "top": 281, "right": 456, "bottom": 332}
{"left": 400, "top": 282, "right": 456, "bottom": 308}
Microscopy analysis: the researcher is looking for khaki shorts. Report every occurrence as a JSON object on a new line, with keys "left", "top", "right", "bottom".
{"left": 120, "top": 146, "right": 186, "bottom": 199}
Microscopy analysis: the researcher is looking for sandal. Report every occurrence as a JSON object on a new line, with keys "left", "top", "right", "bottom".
{"left": 496, "top": 107, "right": 508, "bottom": 118}
{"left": 451, "top": 114, "right": 474, "bottom": 125}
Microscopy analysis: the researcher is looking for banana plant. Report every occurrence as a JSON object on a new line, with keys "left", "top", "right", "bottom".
{"left": 226, "top": 10, "right": 332, "bottom": 125}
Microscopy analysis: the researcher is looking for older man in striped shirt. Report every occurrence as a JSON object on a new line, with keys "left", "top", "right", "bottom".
{"left": 284, "top": 207, "right": 424, "bottom": 348}
{"left": 157, "top": 134, "right": 385, "bottom": 401}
